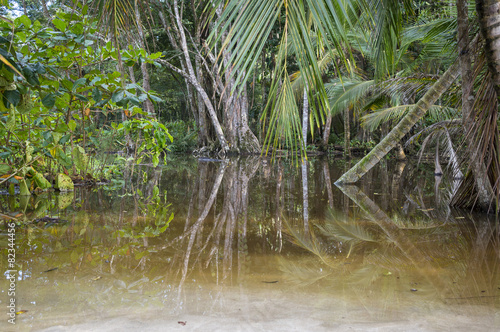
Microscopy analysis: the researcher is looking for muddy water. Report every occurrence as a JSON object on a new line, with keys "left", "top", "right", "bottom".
{"left": 1, "top": 157, "right": 499, "bottom": 331}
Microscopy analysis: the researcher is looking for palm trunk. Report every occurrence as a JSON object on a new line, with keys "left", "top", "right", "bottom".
{"left": 344, "top": 108, "right": 350, "bottom": 158}
{"left": 477, "top": 0, "right": 500, "bottom": 99}
{"left": 455, "top": 0, "right": 495, "bottom": 209}
{"left": 322, "top": 111, "right": 333, "bottom": 149}
{"left": 335, "top": 61, "right": 460, "bottom": 185}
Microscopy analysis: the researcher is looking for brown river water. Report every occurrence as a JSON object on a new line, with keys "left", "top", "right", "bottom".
{"left": 0, "top": 156, "right": 499, "bottom": 331}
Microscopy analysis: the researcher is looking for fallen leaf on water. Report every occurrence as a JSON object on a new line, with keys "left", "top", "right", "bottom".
{"left": 178, "top": 321, "right": 186, "bottom": 326}
{"left": 92, "top": 276, "right": 102, "bottom": 281}
{"left": 16, "top": 310, "right": 28, "bottom": 315}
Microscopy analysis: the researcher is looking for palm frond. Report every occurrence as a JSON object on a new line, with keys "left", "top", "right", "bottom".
{"left": 325, "top": 78, "right": 375, "bottom": 115}
{"left": 317, "top": 209, "right": 378, "bottom": 244}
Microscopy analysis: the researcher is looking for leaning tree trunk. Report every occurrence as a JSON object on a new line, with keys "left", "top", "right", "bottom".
{"left": 335, "top": 61, "right": 460, "bottom": 185}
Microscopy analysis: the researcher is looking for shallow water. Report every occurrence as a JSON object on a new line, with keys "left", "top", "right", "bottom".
{"left": 1, "top": 156, "right": 499, "bottom": 331}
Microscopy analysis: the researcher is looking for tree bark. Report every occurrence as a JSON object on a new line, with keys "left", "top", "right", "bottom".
{"left": 335, "top": 60, "right": 460, "bottom": 185}
{"left": 344, "top": 108, "right": 350, "bottom": 158}
{"left": 322, "top": 111, "right": 333, "bottom": 149}
{"left": 476, "top": 0, "right": 500, "bottom": 99}
{"left": 455, "top": 0, "right": 495, "bottom": 208}
{"left": 134, "top": 0, "right": 155, "bottom": 119}
{"left": 172, "top": 0, "right": 229, "bottom": 153}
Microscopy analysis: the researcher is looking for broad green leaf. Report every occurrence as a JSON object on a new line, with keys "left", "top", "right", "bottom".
{"left": 72, "top": 146, "right": 88, "bottom": 171}
{"left": 4, "top": 90, "right": 20, "bottom": 107}
{"left": 42, "top": 93, "right": 56, "bottom": 108}
{"left": 15, "top": 15, "right": 31, "bottom": 28}
{"left": 22, "top": 66, "right": 39, "bottom": 86}
{"left": 52, "top": 19, "right": 67, "bottom": 32}
{"left": 68, "top": 119, "right": 77, "bottom": 131}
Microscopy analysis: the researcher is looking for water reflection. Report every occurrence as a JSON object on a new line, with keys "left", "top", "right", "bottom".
{"left": 0, "top": 156, "right": 499, "bottom": 330}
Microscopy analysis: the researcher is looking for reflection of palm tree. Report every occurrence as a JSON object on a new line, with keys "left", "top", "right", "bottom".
{"left": 280, "top": 184, "right": 498, "bottom": 301}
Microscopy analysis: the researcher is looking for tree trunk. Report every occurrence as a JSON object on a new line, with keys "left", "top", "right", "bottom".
{"left": 172, "top": 1, "right": 229, "bottom": 153}
{"left": 335, "top": 61, "right": 460, "bottom": 185}
{"left": 322, "top": 111, "right": 333, "bottom": 149}
{"left": 454, "top": 0, "right": 495, "bottom": 209}
{"left": 134, "top": 0, "right": 155, "bottom": 119}
{"left": 237, "top": 82, "right": 261, "bottom": 153}
{"left": 476, "top": 0, "right": 500, "bottom": 99}
{"left": 344, "top": 108, "right": 350, "bottom": 158}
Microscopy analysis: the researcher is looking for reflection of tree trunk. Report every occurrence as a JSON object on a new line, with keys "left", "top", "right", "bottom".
{"left": 276, "top": 163, "right": 284, "bottom": 252}
{"left": 302, "top": 160, "right": 309, "bottom": 232}
{"left": 434, "top": 175, "right": 442, "bottom": 206}
{"left": 338, "top": 185, "right": 446, "bottom": 292}
{"left": 322, "top": 159, "right": 334, "bottom": 208}
{"left": 178, "top": 161, "right": 227, "bottom": 291}
{"left": 303, "top": 86, "right": 309, "bottom": 149}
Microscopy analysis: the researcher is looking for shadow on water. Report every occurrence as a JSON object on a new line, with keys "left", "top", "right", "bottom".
{"left": 0, "top": 156, "right": 499, "bottom": 331}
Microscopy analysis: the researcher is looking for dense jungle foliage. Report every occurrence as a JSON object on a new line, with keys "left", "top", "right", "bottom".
{"left": 1, "top": 0, "right": 500, "bottom": 211}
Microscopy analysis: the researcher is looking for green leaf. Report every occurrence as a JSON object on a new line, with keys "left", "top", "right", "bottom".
{"left": 61, "top": 79, "right": 73, "bottom": 91}
{"left": 92, "top": 87, "right": 102, "bottom": 102}
{"left": 3, "top": 89, "right": 20, "bottom": 106}
{"left": 72, "top": 146, "right": 88, "bottom": 171}
{"left": 16, "top": 15, "right": 31, "bottom": 28}
{"left": 22, "top": 66, "right": 40, "bottom": 86}
{"left": 56, "top": 147, "right": 73, "bottom": 168}
{"left": 111, "top": 90, "right": 125, "bottom": 103}
{"left": 148, "top": 52, "right": 162, "bottom": 60}
{"left": 42, "top": 93, "right": 56, "bottom": 108}
{"left": 68, "top": 119, "right": 76, "bottom": 131}
{"left": 52, "top": 19, "right": 67, "bottom": 32}
{"left": 55, "top": 123, "right": 69, "bottom": 133}
{"left": 72, "top": 77, "right": 86, "bottom": 92}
